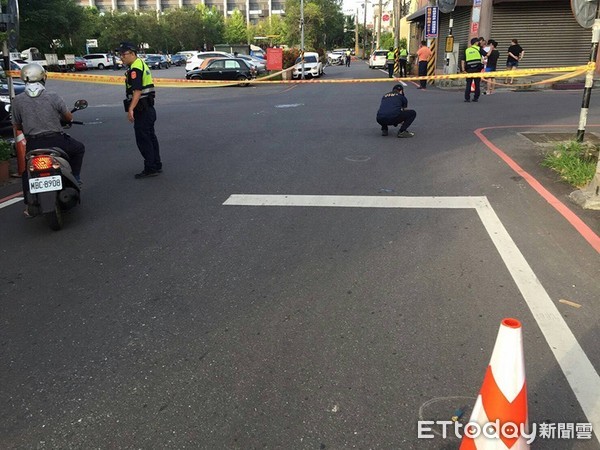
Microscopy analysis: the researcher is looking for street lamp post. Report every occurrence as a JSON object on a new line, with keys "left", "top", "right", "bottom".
{"left": 363, "top": 0, "right": 368, "bottom": 59}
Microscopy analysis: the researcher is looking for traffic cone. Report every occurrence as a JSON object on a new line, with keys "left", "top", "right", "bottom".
{"left": 460, "top": 318, "right": 529, "bottom": 449}
{"left": 14, "top": 130, "right": 26, "bottom": 176}
{"left": 471, "top": 80, "right": 476, "bottom": 93}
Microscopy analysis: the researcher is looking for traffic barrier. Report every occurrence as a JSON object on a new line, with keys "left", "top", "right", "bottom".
{"left": 460, "top": 318, "right": 529, "bottom": 450}
{"left": 14, "top": 130, "right": 26, "bottom": 176}
{"left": 7, "top": 64, "right": 593, "bottom": 88}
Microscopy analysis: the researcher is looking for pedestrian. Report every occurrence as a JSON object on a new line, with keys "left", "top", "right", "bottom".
{"left": 416, "top": 41, "right": 432, "bottom": 89}
{"left": 483, "top": 39, "right": 499, "bottom": 95}
{"left": 461, "top": 37, "right": 484, "bottom": 102}
{"left": 506, "top": 39, "right": 524, "bottom": 84}
{"left": 346, "top": 49, "right": 351, "bottom": 67}
{"left": 399, "top": 45, "right": 408, "bottom": 77}
{"left": 117, "top": 42, "right": 162, "bottom": 179}
{"left": 386, "top": 47, "right": 395, "bottom": 78}
{"left": 376, "top": 84, "right": 417, "bottom": 138}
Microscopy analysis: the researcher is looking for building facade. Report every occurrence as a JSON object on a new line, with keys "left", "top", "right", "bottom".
{"left": 405, "top": 0, "right": 592, "bottom": 73}
{"left": 79, "top": 0, "right": 285, "bottom": 24}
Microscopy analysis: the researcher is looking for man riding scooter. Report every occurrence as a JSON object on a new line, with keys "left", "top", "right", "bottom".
{"left": 12, "top": 63, "right": 86, "bottom": 213}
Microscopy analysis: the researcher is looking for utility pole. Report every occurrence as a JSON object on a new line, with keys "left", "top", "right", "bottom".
{"left": 300, "top": 0, "right": 305, "bottom": 79}
{"left": 363, "top": 0, "right": 368, "bottom": 59}
{"left": 376, "top": 0, "right": 382, "bottom": 49}
{"left": 355, "top": 8, "right": 359, "bottom": 57}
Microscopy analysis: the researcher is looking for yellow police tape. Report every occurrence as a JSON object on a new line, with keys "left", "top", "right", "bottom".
{"left": 7, "top": 63, "right": 594, "bottom": 88}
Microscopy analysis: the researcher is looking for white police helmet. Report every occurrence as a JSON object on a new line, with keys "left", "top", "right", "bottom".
{"left": 21, "top": 63, "right": 47, "bottom": 84}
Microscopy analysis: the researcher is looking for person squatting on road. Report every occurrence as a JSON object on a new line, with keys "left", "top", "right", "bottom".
{"left": 12, "top": 64, "right": 86, "bottom": 199}
{"left": 118, "top": 42, "right": 162, "bottom": 179}
{"left": 462, "top": 37, "right": 485, "bottom": 102}
{"left": 376, "top": 84, "right": 417, "bottom": 138}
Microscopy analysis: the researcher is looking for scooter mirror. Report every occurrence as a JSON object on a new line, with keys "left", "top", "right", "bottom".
{"left": 74, "top": 100, "right": 88, "bottom": 110}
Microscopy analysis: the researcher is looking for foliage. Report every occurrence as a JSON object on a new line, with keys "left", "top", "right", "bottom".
{"left": 283, "top": 0, "right": 344, "bottom": 50}
{"left": 283, "top": 48, "right": 301, "bottom": 69}
{"left": 542, "top": 141, "right": 598, "bottom": 188}
{"left": 0, "top": 139, "right": 12, "bottom": 161}
{"left": 224, "top": 10, "right": 247, "bottom": 44}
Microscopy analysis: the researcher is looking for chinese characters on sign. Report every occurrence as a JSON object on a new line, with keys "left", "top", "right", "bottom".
{"left": 425, "top": 6, "right": 439, "bottom": 38}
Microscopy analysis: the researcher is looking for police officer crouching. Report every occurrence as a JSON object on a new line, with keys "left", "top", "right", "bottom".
{"left": 376, "top": 84, "right": 417, "bottom": 138}
{"left": 117, "top": 42, "right": 162, "bottom": 178}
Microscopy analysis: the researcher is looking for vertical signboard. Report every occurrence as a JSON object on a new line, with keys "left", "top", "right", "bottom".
{"left": 425, "top": 6, "right": 439, "bottom": 38}
{"left": 266, "top": 47, "right": 283, "bottom": 71}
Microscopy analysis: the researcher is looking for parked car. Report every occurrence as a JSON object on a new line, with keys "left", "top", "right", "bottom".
{"left": 170, "top": 54, "right": 187, "bottom": 66}
{"left": 185, "top": 58, "right": 255, "bottom": 86}
{"left": 237, "top": 54, "right": 267, "bottom": 74}
{"left": 292, "top": 52, "right": 324, "bottom": 79}
{"left": 327, "top": 50, "right": 346, "bottom": 65}
{"left": 185, "top": 51, "right": 233, "bottom": 72}
{"left": 0, "top": 68, "right": 25, "bottom": 134}
{"left": 145, "top": 55, "right": 170, "bottom": 70}
{"left": 73, "top": 57, "right": 89, "bottom": 71}
{"left": 82, "top": 53, "right": 115, "bottom": 69}
{"left": 369, "top": 50, "right": 388, "bottom": 69}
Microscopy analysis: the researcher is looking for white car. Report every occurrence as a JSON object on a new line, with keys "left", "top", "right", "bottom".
{"left": 185, "top": 51, "right": 233, "bottom": 72}
{"left": 369, "top": 50, "right": 389, "bottom": 69}
{"left": 82, "top": 53, "right": 116, "bottom": 69}
{"left": 292, "top": 52, "right": 323, "bottom": 79}
{"left": 327, "top": 50, "right": 345, "bottom": 65}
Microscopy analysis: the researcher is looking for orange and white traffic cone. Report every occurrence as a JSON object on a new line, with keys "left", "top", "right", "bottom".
{"left": 14, "top": 129, "right": 27, "bottom": 176}
{"left": 460, "top": 318, "right": 529, "bottom": 449}
{"left": 471, "top": 80, "right": 476, "bottom": 93}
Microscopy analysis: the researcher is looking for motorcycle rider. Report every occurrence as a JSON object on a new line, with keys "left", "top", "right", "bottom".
{"left": 12, "top": 64, "right": 85, "bottom": 187}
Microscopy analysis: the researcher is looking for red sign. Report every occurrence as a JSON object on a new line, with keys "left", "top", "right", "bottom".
{"left": 471, "top": 22, "right": 479, "bottom": 34}
{"left": 382, "top": 14, "right": 390, "bottom": 22}
{"left": 266, "top": 47, "right": 283, "bottom": 71}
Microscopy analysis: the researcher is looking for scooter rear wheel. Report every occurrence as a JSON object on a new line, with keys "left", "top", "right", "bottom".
{"left": 44, "top": 198, "right": 63, "bottom": 231}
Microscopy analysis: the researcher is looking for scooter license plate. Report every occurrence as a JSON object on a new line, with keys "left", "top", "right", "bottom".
{"left": 29, "top": 175, "right": 62, "bottom": 193}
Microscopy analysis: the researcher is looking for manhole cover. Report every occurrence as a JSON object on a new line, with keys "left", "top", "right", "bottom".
{"left": 520, "top": 132, "right": 600, "bottom": 145}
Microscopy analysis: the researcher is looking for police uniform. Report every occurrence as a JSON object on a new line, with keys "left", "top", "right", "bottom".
{"left": 386, "top": 50, "right": 395, "bottom": 78}
{"left": 464, "top": 43, "right": 484, "bottom": 102}
{"left": 125, "top": 57, "right": 162, "bottom": 175}
{"left": 376, "top": 86, "right": 417, "bottom": 137}
{"left": 399, "top": 48, "right": 408, "bottom": 77}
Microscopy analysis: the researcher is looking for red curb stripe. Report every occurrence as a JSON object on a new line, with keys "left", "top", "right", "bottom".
{"left": 474, "top": 125, "right": 600, "bottom": 254}
{"left": 0, "top": 191, "right": 23, "bottom": 204}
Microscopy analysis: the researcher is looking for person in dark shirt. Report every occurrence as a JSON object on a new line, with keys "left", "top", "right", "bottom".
{"left": 484, "top": 39, "right": 499, "bottom": 95}
{"left": 506, "top": 39, "right": 524, "bottom": 84}
{"left": 376, "top": 84, "right": 417, "bottom": 138}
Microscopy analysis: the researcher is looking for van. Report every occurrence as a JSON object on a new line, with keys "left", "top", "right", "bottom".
{"left": 83, "top": 53, "right": 115, "bottom": 69}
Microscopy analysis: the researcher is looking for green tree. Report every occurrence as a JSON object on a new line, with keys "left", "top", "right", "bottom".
{"left": 224, "top": 10, "right": 247, "bottom": 44}
{"left": 196, "top": 4, "right": 225, "bottom": 50}
{"left": 284, "top": 0, "right": 344, "bottom": 49}
{"left": 162, "top": 7, "right": 203, "bottom": 51}
{"left": 19, "top": 0, "right": 86, "bottom": 55}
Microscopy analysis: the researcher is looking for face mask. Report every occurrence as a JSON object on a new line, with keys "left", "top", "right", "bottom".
{"left": 25, "top": 82, "right": 45, "bottom": 98}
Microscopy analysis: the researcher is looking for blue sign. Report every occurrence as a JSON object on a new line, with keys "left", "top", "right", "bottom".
{"left": 473, "top": 0, "right": 482, "bottom": 5}
{"left": 425, "top": 6, "right": 439, "bottom": 38}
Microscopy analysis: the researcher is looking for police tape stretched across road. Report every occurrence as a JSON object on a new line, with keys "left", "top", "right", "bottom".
{"left": 9, "top": 63, "right": 591, "bottom": 88}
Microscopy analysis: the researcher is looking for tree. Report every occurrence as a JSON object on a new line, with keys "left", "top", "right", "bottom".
{"left": 284, "top": 0, "right": 344, "bottom": 49}
{"left": 224, "top": 10, "right": 247, "bottom": 44}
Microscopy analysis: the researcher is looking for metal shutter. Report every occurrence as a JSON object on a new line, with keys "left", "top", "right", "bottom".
{"left": 491, "top": 1, "right": 591, "bottom": 69}
{"left": 436, "top": 7, "right": 471, "bottom": 71}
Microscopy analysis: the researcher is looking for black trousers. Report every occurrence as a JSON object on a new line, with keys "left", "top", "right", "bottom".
{"left": 134, "top": 106, "right": 162, "bottom": 173}
{"left": 418, "top": 61, "right": 428, "bottom": 88}
{"left": 465, "top": 75, "right": 481, "bottom": 100}
{"left": 377, "top": 110, "right": 417, "bottom": 132}
{"left": 387, "top": 62, "right": 395, "bottom": 78}
{"left": 399, "top": 59, "right": 407, "bottom": 77}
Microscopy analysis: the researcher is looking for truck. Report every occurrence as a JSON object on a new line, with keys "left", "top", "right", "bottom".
{"left": 19, "top": 47, "right": 76, "bottom": 72}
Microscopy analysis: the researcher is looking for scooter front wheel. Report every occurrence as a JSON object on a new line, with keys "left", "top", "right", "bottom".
{"left": 44, "top": 197, "right": 63, "bottom": 231}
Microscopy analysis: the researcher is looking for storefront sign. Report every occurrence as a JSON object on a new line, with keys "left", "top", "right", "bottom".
{"left": 425, "top": 6, "right": 439, "bottom": 38}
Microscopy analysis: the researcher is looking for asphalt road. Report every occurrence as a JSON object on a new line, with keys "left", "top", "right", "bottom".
{"left": 1, "top": 63, "right": 599, "bottom": 449}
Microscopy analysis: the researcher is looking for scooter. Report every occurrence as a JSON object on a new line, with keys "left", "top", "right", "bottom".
{"left": 24, "top": 99, "right": 87, "bottom": 230}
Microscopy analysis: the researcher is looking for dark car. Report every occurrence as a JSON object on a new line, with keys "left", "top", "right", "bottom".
{"left": 145, "top": 55, "right": 169, "bottom": 70}
{"left": 185, "top": 58, "right": 255, "bottom": 86}
{"left": 170, "top": 54, "right": 187, "bottom": 66}
{"left": 0, "top": 69, "right": 25, "bottom": 134}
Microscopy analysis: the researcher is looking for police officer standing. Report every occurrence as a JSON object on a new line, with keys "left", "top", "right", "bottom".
{"left": 398, "top": 46, "right": 408, "bottom": 77}
{"left": 386, "top": 47, "right": 396, "bottom": 78}
{"left": 117, "top": 42, "right": 162, "bottom": 178}
{"left": 461, "top": 37, "right": 484, "bottom": 102}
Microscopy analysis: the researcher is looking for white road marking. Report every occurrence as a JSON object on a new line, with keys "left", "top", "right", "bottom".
{"left": 0, "top": 197, "right": 23, "bottom": 209}
{"left": 224, "top": 193, "right": 600, "bottom": 443}
{"left": 275, "top": 103, "right": 304, "bottom": 108}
